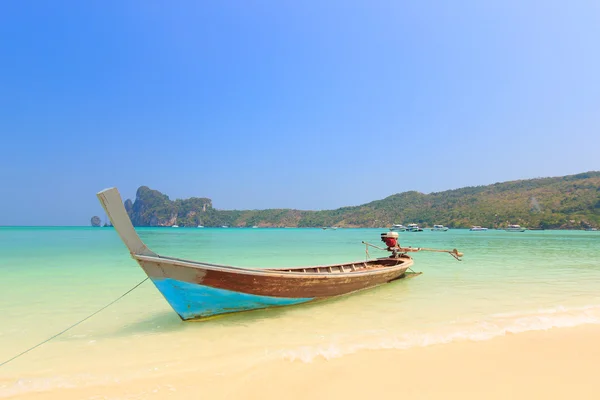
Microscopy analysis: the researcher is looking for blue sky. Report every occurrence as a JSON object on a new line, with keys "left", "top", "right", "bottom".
{"left": 1, "top": 1, "right": 599, "bottom": 225}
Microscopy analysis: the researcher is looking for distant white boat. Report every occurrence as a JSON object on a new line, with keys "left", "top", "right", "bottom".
{"left": 197, "top": 225, "right": 204, "bottom": 228}
{"left": 406, "top": 223, "right": 423, "bottom": 232}
{"left": 505, "top": 224, "right": 526, "bottom": 232}
{"left": 431, "top": 224, "right": 448, "bottom": 231}
{"left": 221, "top": 225, "right": 228, "bottom": 228}
{"left": 172, "top": 225, "right": 179, "bottom": 228}
{"left": 389, "top": 224, "right": 406, "bottom": 232}
{"left": 470, "top": 226, "right": 488, "bottom": 231}
{"left": 252, "top": 226, "right": 258, "bottom": 228}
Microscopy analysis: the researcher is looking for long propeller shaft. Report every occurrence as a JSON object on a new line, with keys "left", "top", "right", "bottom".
{"left": 361, "top": 241, "right": 463, "bottom": 261}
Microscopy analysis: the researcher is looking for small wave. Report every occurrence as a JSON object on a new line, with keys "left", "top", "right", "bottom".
{"left": 280, "top": 304, "right": 600, "bottom": 363}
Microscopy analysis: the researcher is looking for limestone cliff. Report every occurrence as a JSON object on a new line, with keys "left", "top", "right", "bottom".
{"left": 126, "top": 186, "right": 212, "bottom": 227}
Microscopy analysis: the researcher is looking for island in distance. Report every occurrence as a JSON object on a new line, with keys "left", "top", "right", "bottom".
{"left": 91, "top": 171, "right": 600, "bottom": 230}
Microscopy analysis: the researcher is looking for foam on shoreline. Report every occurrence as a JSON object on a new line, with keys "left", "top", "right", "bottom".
{"left": 279, "top": 303, "right": 600, "bottom": 362}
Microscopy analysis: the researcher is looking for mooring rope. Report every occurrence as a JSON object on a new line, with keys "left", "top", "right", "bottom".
{"left": 0, "top": 277, "right": 149, "bottom": 368}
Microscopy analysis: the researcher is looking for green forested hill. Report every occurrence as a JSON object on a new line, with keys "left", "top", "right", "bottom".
{"left": 123, "top": 172, "right": 600, "bottom": 229}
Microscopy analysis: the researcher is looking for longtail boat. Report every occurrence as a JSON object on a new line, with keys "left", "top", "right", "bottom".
{"left": 97, "top": 188, "right": 462, "bottom": 321}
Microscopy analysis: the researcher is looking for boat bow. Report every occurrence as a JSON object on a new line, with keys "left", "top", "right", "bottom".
{"left": 97, "top": 188, "right": 157, "bottom": 257}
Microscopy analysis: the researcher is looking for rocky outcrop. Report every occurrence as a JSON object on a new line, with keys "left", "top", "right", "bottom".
{"left": 91, "top": 216, "right": 101, "bottom": 227}
{"left": 124, "top": 199, "right": 133, "bottom": 214}
{"left": 126, "top": 186, "right": 212, "bottom": 227}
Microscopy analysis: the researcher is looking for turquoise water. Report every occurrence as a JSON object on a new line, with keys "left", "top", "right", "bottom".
{"left": 1, "top": 227, "right": 599, "bottom": 396}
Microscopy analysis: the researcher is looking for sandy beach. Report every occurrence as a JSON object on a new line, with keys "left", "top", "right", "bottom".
{"left": 6, "top": 324, "right": 598, "bottom": 400}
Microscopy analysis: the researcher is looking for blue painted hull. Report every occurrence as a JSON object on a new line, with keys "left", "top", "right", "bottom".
{"left": 151, "top": 277, "right": 314, "bottom": 320}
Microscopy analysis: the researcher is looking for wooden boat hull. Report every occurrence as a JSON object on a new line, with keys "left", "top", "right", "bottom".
{"left": 96, "top": 187, "right": 417, "bottom": 321}
{"left": 136, "top": 255, "right": 413, "bottom": 320}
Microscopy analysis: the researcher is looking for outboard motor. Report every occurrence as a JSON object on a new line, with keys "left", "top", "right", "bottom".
{"left": 380, "top": 231, "right": 399, "bottom": 250}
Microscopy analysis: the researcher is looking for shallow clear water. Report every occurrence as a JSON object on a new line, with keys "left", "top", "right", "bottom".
{"left": 1, "top": 227, "right": 599, "bottom": 396}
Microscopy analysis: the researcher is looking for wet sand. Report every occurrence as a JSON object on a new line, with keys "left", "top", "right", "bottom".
{"left": 7, "top": 324, "right": 599, "bottom": 400}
